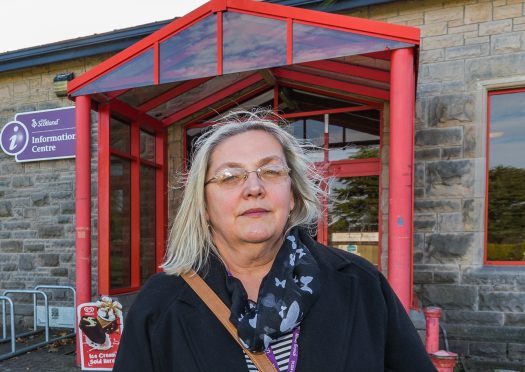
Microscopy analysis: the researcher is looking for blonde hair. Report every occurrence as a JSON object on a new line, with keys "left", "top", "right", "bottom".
{"left": 161, "top": 109, "right": 323, "bottom": 275}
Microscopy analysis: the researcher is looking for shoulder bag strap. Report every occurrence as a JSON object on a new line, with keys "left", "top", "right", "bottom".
{"left": 181, "top": 270, "right": 277, "bottom": 372}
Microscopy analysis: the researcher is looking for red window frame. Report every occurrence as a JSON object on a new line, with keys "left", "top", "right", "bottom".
{"left": 98, "top": 103, "right": 167, "bottom": 295}
{"left": 485, "top": 86, "right": 525, "bottom": 266}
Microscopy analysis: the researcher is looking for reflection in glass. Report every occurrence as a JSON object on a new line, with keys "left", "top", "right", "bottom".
{"left": 140, "top": 165, "right": 156, "bottom": 284}
{"left": 110, "top": 156, "right": 132, "bottom": 289}
{"left": 286, "top": 116, "right": 324, "bottom": 162}
{"left": 140, "top": 129, "right": 155, "bottom": 162}
{"left": 223, "top": 12, "right": 286, "bottom": 74}
{"left": 293, "top": 23, "right": 411, "bottom": 64}
{"left": 74, "top": 49, "right": 154, "bottom": 96}
{"left": 160, "top": 15, "right": 217, "bottom": 84}
{"left": 328, "top": 176, "right": 379, "bottom": 266}
{"left": 110, "top": 117, "right": 131, "bottom": 153}
{"left": 487, "top": 91, "right": 525, "bottom": 262}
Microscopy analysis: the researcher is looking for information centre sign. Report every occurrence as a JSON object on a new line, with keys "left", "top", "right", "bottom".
{"left": 0, "top": 106, "right": 75, "bottom": 162}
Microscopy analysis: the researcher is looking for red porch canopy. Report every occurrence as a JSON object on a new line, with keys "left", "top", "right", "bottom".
{"left": 68, "top": 0, "right": 420, "bottom": 314}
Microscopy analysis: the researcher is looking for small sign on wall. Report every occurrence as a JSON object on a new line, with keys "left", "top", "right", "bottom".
{"left": 0, "top": 106, "right": 75, "bottom": 162}
{"left": 78, "top": 297, "right": 123, "bottom": 371}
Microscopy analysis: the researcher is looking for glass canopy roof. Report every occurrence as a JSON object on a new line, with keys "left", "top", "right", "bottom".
{"left": 68, "top": 0, "right": 419, "bottom": 127}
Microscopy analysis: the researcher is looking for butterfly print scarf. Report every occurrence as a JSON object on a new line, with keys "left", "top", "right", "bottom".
{"left": 226, "top": 227, "right": 321, "bottom": 353}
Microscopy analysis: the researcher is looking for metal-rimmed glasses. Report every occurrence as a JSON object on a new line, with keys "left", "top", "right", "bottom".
{"left": 205, "top": 164, "right": 291, "bottom": 188}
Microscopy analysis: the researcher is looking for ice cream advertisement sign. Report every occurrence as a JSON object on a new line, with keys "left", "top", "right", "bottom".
{"left": 78, "top": 297, "right": 123, "bottom": 371}
{"left": 0, "top": 106, "right": 75, "bottom": 162}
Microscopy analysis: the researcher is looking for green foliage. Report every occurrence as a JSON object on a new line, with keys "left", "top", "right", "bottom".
{"left": 488, "top": 165, "right": 525, "bottom": 261}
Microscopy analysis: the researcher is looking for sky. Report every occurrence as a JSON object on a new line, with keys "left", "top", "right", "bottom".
{"left": 0, "top": 0, "right": 209, "bottom": 54}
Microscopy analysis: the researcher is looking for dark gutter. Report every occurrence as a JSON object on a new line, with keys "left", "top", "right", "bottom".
{"left": 264, "top": 0, "right": 395, "bottom": 12}
{"left": 0, "top": 19, "right": 173, "bottom": 73}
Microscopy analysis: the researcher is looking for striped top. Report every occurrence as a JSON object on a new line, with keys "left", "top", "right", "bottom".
{"left": 245, "top": 330, "right": 296, "bottom": 371}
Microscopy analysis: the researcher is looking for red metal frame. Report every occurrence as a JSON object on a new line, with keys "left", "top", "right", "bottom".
{"left": 273, "top": 68, "right": 390, "bottom": 100}
{"left": 484, "top": 87, "right": 525, "bottom": 266}
{"left": 388, "top": 48, "right": 415, "bottom": 312}
{"left": 299, "top": 60, "right": 390, "bottom": 84}
{"left": 98, "top": 104, "right": 111, "bottom": 295}
{"left": 68, "top": 0, "right": 419, "bottom": 97}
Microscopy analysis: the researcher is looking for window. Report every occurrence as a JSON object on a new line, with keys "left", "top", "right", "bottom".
{"left": 486, "top": 88, "right": 525, "bottom": 265}
{"left": 100, "top": 108, "right": 166, "bottom": 295}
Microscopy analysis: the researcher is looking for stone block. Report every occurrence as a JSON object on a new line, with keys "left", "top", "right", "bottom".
{"left": 508, "top": 343, "right": 525, "bottom": 361}
{"left": 425, "top": 233, "right": 474, "bottom": 260}
{"left": 419, "top": 22, "right": 448, "bottom": 37}
{"left": 423, "top": 60, "right": 464, "bottom": 83}
{"left": 415, "top": 148, "right": 440, "bottom": 161}
{"left": 49, "top": 191, "right": 72, "bottom": 200}
{"left": 419, "top": 284, "right": 477, "bottom": 310}
{"left": 479, "top": 19, "right": 512, "bottom": 36}
{"left": 422, "top": 34, "right": 464, "bottom": 50}
{"left": 50, "top": 268, "right": 68, "bottom": 277}
{"left": 433, "top": 271, "right": 459, "bottom": 284}
{"left": 60, "top": 201, "right": 75, "bottom": 215}
{"left": 480, "top": 291, "right": 525, "bottom": 312}
{"left": 415, "top": 162, "right": 425, "bottom": 187}
{"left": 465, "top": 3, "right": 492, "bottom": 24}
{"left": 19, "top": 255, "right": 34, "bottom": 270}
{"left": 1, "top": 240, "right": 23, "bottom": 253}
{"left": 448, "top": 23, "right": 479, "bottom": 35}
{"left": 38, "top": 206, "right": 60, "bottom": 217}
{"left": 462, "top": 267, "right": 518, "bottom": 287}
{"left": 11, "top": 176, "right": 33, "bottom": 187}
{"left": 24, "top": 242, "right": 45, "bottom": 252}
{"left": 446, "top": 44, "right": 488, "bottom": 60}
{"left": 446, "top": 339, "right": 469, "bottom": 356}
{"left": 463, "top": 124, "right": 479, "bottom": 158}
{"left": 35, "top": 174, "right": 60, "bottom": 183}
{"left": 466, "top": 53, "right": 525, "bottom": 82}
{"left": 424, "top": 7, "right": 464, "bottom": 24}
{"left": 492, "top": 32, "right": 523, "bottom": 54}
{"left": 2, "top": 220, "right": 31, "bottom": 230}
{"left": 505, "top": 313, "right": 525, "bottom": 326}
{"left": 418, "top": 83, "right": 441, "bottom": 95}
{"left": 444, "top": 310, "right": 503, "bottom": 325}
{"left": 426, "top": 159, "right": 474, "bottom": 197}
{"left": 427, "top": 94, "right": 474, "bottom": 127}
{"left": 415, "top": 199, "right": 461, "bottom": 213}
{"left": 31, "top": 193, "right": 49, "bottom": 206}
{"left": 11, "top": 230, "right": 37, "bottom": 239}
{"left": 37, "top": 225, "right": 64, "bottom": 238}
{"left": 36, "top": 254, "right": 59, "bottom": 267}
{"left": 416, "top": 127, "right": 463, "bottom": 146}
{"left": 414, "top": 271, "right": 433, "bottom": 284}
{"left": 59, "top": 253, "right": 74, "bottom": 263}
{"left": 2, "top": 263, "right": 17, "bottom": 272}
{"left": 414, "top": 213, "right": 436, "bottom": 231}
{"left": 438, "top": 213, "right": 463, "bottom": 232}
{"left": 462, "top": 198, "right": 483, "bottom": 232}
{"left": 465, "top": 35, "right": 490, "bottom": 45}
{"left": 0, "top": 200, "right": 12, "bottom": 217}
{"left": 419, "top": 49, "right": 445, "bottom": 64}
{"left": 469, "top": 342, "right": 507, "bottom": 358}
{"left": 441, "top": 146, "right": 462, "bottom": 160}
{"left": 494, "top": 4, "right": 523, "bottom": 20}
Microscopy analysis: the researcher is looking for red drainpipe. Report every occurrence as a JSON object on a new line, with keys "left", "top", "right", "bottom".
{"left": 388, "top": 48, "right": 415, "bottom": 311}
{"left": 75, "top": 95, "right": 92, "bottom": 365}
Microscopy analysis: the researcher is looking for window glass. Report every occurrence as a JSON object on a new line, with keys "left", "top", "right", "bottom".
{"left": 160, "top": 15, "right": 217, "bottom": 84}
{"left": 110, "top": 117, "right": 131, "bottom": 153}
{"left": 487, "top": 90, "right": 525, "bottom": 263}
{"left": 286, "top": 116, "right": 324, "bottom": 162}
{"left": 223, "top": 12, "right": 287, "bottom": 74}
{"left": 74, "top": 49, "right": 154, "bottom": 95}
{"left": 110, "top": 156, "right": 132, "bottom": 289}
{"left": 328, "top": 176, "right": 380, "bottom": 266}
{"left": 140, "top": 129, "right": 155, "bottom": 162}
{"left": 293, "top": 23, "right": 411, "bottom": 64}
{"left": 140, "top": 165, "right": 156, "bottom": 284}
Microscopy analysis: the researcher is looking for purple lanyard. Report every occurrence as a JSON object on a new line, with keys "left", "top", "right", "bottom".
{"left": 264, "top": 327, "right": 300, "bottom": 372}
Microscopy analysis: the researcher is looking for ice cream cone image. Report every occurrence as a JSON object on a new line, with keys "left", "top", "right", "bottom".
{"left": 96, "top": 296, "right": 122, "bottom": 334}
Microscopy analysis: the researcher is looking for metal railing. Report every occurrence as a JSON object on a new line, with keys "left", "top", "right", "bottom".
{"left": 0, "top": 285, "right": 76, "bottom": 362}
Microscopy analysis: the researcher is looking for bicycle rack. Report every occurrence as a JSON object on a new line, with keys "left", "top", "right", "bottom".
{"left": 0, "top": 286, "right": 77, "bottom": 362}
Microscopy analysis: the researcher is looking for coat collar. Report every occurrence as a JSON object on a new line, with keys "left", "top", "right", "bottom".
{"left": 177, "top": 232, "right": 357, "bottom": 371}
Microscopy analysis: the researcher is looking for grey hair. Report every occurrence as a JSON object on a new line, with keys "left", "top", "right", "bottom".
{"left": 161, "top": 108, "right": 324, "bottom": 275}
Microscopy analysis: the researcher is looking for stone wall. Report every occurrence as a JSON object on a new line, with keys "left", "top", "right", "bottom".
{"left": 0, "top": 54, "right": 111, "bottom": 326}
{"left": 344, "top": 0, "right": 525, "bottom": 369}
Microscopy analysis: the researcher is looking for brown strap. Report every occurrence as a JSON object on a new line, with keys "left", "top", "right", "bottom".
{"left": 181, "top": 270, "right": 277, "bottom": 372}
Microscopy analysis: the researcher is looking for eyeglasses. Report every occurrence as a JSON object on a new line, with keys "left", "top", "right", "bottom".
{"left": 205, "top": 164, "right": 291, "bottom": 188}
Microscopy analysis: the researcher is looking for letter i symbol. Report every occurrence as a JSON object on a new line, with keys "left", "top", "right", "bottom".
{"left": 9, "top": 126, "right": 19, "bottom": 151}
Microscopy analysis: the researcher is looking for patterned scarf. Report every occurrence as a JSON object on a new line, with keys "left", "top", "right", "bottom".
{"left": 226, "top": 228, "right": 321, "bottom": 353}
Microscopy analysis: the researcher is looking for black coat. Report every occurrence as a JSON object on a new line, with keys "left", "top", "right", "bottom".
{"left": 114, "top": 231, "right": 436, "bottom": 371}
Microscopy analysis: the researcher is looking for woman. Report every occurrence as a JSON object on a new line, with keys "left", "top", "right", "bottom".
{"left": 114, "top": 110, "right": 435, "bottom": 371}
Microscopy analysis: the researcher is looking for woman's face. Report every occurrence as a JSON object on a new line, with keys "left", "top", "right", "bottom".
{"left": 205, "top": 130, "right": 295, "bottom": 250}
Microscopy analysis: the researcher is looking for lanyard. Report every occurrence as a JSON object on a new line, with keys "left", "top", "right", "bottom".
{"left": 264, "top": 327, "right": 300, "bottom": 372}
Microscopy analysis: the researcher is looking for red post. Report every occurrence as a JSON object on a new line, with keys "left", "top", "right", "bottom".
{"left": 388, "top": 47, "right": 415, "bottom": 312}
{"left": 424, "top": 306, "right": 442, "bottom": 354}
{"left": 75, "top": 95, "right": 92, "bottom": 365}
{"left": 431, "top": 351, "right": 458, "bottom": 372}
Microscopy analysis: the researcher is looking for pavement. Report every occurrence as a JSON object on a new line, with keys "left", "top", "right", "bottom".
{"left": 0, "top": 334, "right": 80, "bottom": 371}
